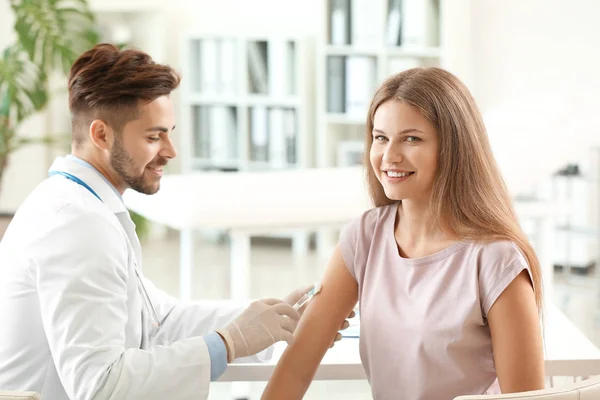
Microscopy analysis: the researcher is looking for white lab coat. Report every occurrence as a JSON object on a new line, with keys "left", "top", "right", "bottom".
{"left": 0, "top": 156, "right": 263, "bottom": 400}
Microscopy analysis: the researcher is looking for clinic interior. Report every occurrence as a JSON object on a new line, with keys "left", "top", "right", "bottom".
{"left": 1, "top": 0, "right": 600, "bottom": 398}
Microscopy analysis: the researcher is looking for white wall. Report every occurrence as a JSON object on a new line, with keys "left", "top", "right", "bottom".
{"left": 471, "top": 0, "right": 600, "bottom": 111}
{"left": 469, "top": 0, "right": 600, "bottom": 195}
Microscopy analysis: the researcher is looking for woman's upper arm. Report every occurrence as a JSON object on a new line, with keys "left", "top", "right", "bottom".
{"left": 488, "top": 270, "right": 545, "bottom": 393}
{"left": 262, "top": 244, "right": 358, "bottom": 399}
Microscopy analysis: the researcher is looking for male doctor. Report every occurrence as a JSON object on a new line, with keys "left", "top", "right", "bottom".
{"left": 0, "top": 44, "right": 348, "bottom": 400}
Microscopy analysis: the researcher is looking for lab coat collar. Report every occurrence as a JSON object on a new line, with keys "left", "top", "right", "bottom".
{"left": 48, "top": 155, "right": 128, "bottom": 214}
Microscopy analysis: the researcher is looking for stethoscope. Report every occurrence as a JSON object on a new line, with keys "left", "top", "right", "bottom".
{"left": 49, "top": 170, "right": 162, "bottom": 330}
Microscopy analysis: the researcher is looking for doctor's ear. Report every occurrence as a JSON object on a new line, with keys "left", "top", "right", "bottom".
{"left": 89, "top": 119, "right": 114, "bottom": 151}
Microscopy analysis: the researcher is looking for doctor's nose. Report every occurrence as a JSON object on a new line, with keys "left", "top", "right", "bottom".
{"left": 160, "top": 136, "right": 178, "bottom": 159}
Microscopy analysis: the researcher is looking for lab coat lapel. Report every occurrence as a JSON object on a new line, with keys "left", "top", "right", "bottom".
{"left": 114, "top": 211, "right": 143, "bottom": 270}
{"left": 114, "top": 211, "right": 154, "bottom": 347}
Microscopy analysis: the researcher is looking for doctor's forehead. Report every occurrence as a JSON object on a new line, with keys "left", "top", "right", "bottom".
{"left": 134, "top": 96, "right": 175, "bottom": 131}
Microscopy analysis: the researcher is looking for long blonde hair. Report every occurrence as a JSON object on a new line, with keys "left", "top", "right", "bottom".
{"left": 364, "top": 67, "right": 543, "bottom": 310}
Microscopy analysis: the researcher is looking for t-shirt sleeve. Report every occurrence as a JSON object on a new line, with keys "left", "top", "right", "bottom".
{"left": 339, "top": 216, "right": 362, "bottom": 281}
{"left": 479, "top": 240, "right": 534, "bottom": 318}
{"left": 338, "top": 208, "right": 381, "bottom": 284}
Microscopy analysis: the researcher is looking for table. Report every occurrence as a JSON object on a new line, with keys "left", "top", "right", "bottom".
{"left": 218, "top": 302, "right": 600, "bottom": 382}
{"left": 124, "top": 167, "right": 372, "bottom": 300}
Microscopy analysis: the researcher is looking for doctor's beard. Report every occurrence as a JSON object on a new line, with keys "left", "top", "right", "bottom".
{"left": 110, "top": 135, "right": 167, "bottom": 195}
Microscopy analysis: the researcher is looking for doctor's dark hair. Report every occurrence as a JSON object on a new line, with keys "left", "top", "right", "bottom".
{"left": 68, "top": 43, "right": 181, "bottom": 148}
{"left": 363, "top": 67, "right": 543, "bottom": 312}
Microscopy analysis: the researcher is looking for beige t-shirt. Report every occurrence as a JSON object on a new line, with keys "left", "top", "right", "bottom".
{"left": 339, "top": 203, "right": 532, "bottom": 400}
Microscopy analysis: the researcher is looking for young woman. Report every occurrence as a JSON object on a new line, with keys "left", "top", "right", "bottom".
{"left": 261, "top": 68, "right": 545, "bottom": 400}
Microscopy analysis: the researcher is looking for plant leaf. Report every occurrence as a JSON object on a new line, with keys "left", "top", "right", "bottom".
{"left": 9, "top": 0, "right": 100, "bottom": 75}
{"left": 0, "top": 44, "right": 48, "bottom": 125}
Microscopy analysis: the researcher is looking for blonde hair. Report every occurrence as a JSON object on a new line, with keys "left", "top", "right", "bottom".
{"left": 364, "top": 67, "right": 543, "bottom": 310}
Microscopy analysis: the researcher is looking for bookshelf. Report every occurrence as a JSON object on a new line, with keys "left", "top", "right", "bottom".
{"left": 179, "top": 34, "right": 315, "bottom": 250}
{"left": 315, "top": 0, "right": 446, "bottom": 256}
{"left": 547, "top": 163, "right": 599, "bottom": 274}
{"left": 180, "top": 35, "right": 314, "bottom": 174}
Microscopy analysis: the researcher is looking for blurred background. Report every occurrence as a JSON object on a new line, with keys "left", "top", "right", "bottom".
{"left": 2, "top": 0, "right": 600, "bottom": 398}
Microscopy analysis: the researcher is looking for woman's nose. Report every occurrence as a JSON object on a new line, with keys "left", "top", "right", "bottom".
{"left": 382, "top": 144, "right": 403, "bottom": 163}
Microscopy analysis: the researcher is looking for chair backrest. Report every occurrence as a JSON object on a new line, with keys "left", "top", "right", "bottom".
{"left": 0, "top": 391, "right": 40, "bottom": 400}
{"left": 453, "top": 375, "right": 600, "bottom": 399}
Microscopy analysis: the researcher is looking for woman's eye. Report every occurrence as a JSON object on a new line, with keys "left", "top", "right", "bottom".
{"left": 374, "top": 135, "right": 387, "bottom": 141}
{"left": 406, "top": 136, "right": 421, "bottom": 142}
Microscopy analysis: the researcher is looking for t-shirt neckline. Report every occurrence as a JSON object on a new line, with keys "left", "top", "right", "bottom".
{"left": 388, "top": 202, "right": 468, "bottom": 266}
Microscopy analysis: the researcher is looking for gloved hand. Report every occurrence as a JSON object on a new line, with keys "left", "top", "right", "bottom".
{"left": 283, "top": 284, "right": 356, "bottom": 347}
{"left": 216, "top": 299, "right": 300, "bottom": 362}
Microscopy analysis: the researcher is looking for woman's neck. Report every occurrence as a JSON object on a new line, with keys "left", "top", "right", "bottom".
{"left": 394, "top": 199, "right": 454, "bottom": 258}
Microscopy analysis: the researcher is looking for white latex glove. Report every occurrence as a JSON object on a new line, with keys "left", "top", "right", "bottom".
{"left": 216, "top": 299, "right": 300, "bottom": 362}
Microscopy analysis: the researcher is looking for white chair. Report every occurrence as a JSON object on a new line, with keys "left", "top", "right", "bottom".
{"left": 0, "top": 392, "right": 40, "bottom": 400}
{"left": 454, "top": 375, "right": 600, "bottom": 399}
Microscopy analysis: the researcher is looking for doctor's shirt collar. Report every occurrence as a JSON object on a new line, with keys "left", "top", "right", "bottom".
{"left": 49, "top": 155, "right": 128, "bottom": 214}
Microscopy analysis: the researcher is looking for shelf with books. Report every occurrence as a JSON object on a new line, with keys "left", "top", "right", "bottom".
{"left": 180, "top": 34, "right": 314, "bottom": 173}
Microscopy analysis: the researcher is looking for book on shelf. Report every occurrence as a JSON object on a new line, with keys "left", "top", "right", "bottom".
{"left": 190, "top": 40, "right": 202, "bottom": 93}
{"left": 250, "top": 106, "right": 269, "bottom": 162}
{"left": 401, "top": 0, "right": 439, "bottom": 48}
{"left": 196, "top": 38, "right": 239, "bottom": 95}
{"left": 268, "top": 40, "right": 296, "bottom": 97}
{"left": 327, "top": 55, "right": 346, "bottom": 113}
{"left": 210, "top": 106, "right": 237, "bottom": 164}
{"left": 218, "top": 38, "right": 237, "bottom": 95}
{"left": 386, "top": 0, "right": 403, "bottom": 46}
{"left": 268, "top": 108, "right": 287, "bottom": 167}
{"left": 248, "top": 41, "right": 269, "bottom": 94}
{"left": 192, "top": 105, "right": 211, "bottom": 159}
{"left": 284, "top": 109, "right": 297, "bottom": 164}
{"left": 191, "top": 105, "right": 237, "bottom": 165}
{"left": 345, "top": 56, "right": 377, "bottom": 117}
{"left": 200, "top": 39, "right": 219, "bottom": 94}
{"left": 330, "top": 0, "right": 351, "bottom": 45}
{"left": 350, "top": 0, "right": 383, "bottom": 46}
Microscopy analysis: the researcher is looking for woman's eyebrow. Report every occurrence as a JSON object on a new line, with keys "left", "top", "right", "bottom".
{"left": 372, "top": 128, "right": 425, "bottom": 135}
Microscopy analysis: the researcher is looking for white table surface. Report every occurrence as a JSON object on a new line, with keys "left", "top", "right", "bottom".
{"left": 219, "top": 302, "right": 600, "bottom": 382}
{"left": 123, "top": 166, "right": 372, "bottom": 232}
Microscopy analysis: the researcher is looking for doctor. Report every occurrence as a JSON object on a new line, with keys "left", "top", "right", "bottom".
{"left": 0, "top": 44, "right": 348, "bottom": 400}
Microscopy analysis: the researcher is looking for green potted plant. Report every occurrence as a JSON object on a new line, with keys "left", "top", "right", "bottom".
{"left": 0, "top": 0, "right": 99, "bottom": 235}
{"left": 1, "top": 1, "right": 154, "bottom": 242}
